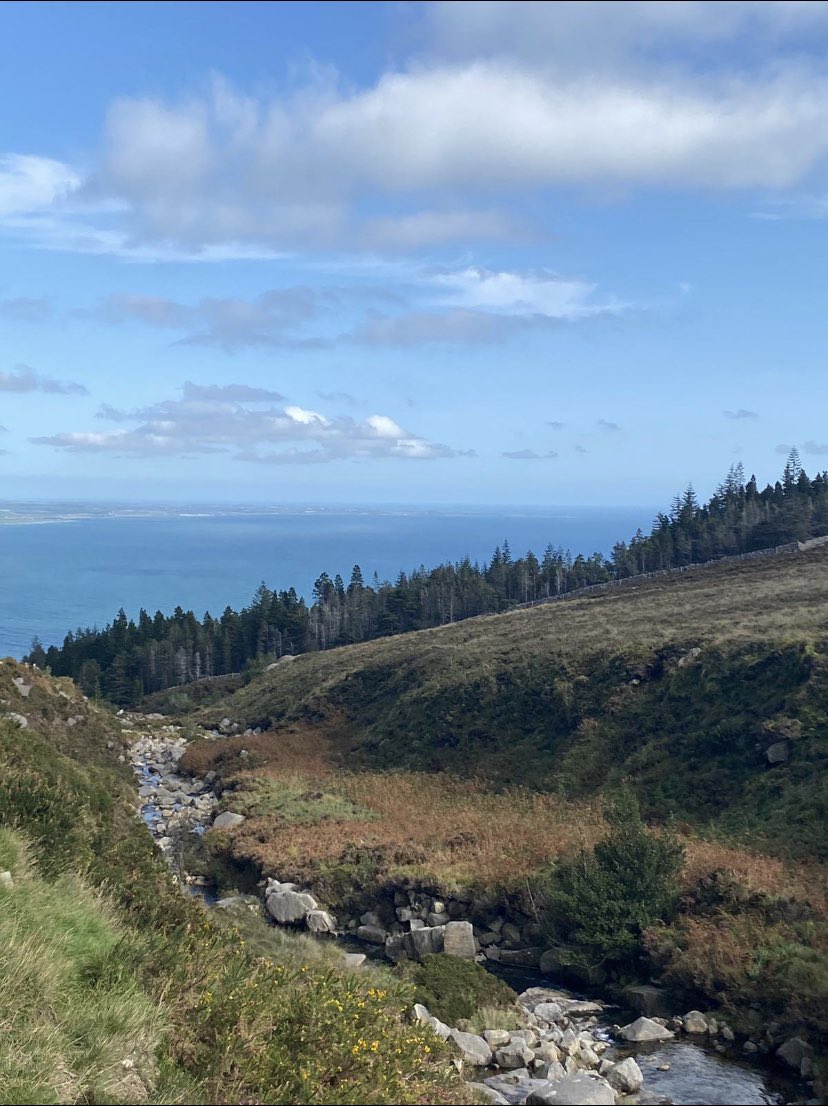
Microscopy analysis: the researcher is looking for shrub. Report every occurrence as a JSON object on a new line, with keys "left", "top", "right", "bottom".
{"left": 409, "top": 954, "right": 516, "bottom": 1026}
{"left": 537, "top": 790, "right": 684, "bottom": 976}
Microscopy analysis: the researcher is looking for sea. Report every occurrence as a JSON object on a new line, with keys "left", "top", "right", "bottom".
{"left": 0, "top": 504, "right": 657, "bottom": 659}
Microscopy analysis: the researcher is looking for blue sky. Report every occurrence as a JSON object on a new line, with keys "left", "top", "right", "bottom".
{"left": 1, "top": 0, "right": 827, "bottom": 506}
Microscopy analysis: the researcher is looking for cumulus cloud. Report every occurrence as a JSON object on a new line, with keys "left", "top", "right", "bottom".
{"left": 804, "top": 440, "right": 828, "bottom": 455}
{"left": 724, "top": 407, "right": 759, "bottom": 419}
{"left": 0, "top": 297, "right": 52, "bottom": 322}
{"left": 501, "top": 448, "right": 559, "bottom": 460}
{"left": 597, "top": 418, "right": 622, "bottom": 432}
{"left": 6, "top": 10, "right": 828, "bottom": 260}
{"left": 0, "top": 363, "right": 88, "bottom": 395}
{"left": 32, "top": 382, "right": 466, "bottom": 463}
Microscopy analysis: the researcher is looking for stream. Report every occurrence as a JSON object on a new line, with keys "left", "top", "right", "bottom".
{"left": 129, "top": 727, "right": 808, "bottom": 1106}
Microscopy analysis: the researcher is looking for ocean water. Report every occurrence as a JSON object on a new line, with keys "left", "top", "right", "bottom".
{"left": 0, "top": 504, "right": 656, "bottom": 658}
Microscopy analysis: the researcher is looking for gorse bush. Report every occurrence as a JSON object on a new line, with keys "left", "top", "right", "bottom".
{"left": 408, "top": 954, "right": 517, "bottom": 1026}
{"left": 538, "top": 790, "right": 684, "bottom": 975}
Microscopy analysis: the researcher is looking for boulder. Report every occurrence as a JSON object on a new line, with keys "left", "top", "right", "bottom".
{"left": 606, "top": 1057, "right": 644, "bottom": 1093}
{"left": 776, "top": 1036, "right": 813, "bottom": 1071}
{"left": 413, "top": 1003, "right": 431, "bottom": 1022}
{"left": 495, "top": 1042, "right": 535, "bottom": 1070}
{"left": 498, "top": 947, "right": 542, "bottom": 967}
{"left": 501, "top": 922, "right": 523, "bottom": 946}
{"left": 618, "top": 1016, "right": 675, "bottom": 1042}
{"left": 428, "top": 911, "right": 450, "bottom": 927}
{"left": 6, "top": 712, "right": 28, "bottom": 728}
{"left": 449, "top": 1028, "right": 492, "bottom": 1067}
{"left": 407, "top": 923, "right": 445, "bottom": 959}
{"left": 765, "top": 741, "right": 789, "bottom": 765}
{"left": 534, "top": 1002, "right": 564, "bottom": 1023}
{"left": 525, "top": 1073, "right": 615, "bottom": 1105}
{"left": 623, "top": 984, "right": 672, "bottom": 1019}
{"left": 534, "top": 1042, "right": 561, "bottom": 1065}
{"left": 306, "top": 909, "right": 337, "bottom": 934}
{"left": 427, "top": 1015, "right": 452, "bottom": 1041}
{"left": 0, "top": 870, "right": 14, "bottom": 890}
{"left": 266, "top": 890, "right": 318, "bottom": 924}
{"left": 356, "top": 924, "right": 387, "bottom": 945}
{"left": 466, "top": 1083, "right": 509, "bottom": 1105}
{"left": 212, "top": 811, "right": 246, "bottom": 831}
{"left": 443, "top": 920, "right": 476, "bottom": 958}
{"left": 484, "top": 1029, "right": 512, "bottom": 1048}
{"left": 683, "top": 1010, "right": 709, "bottom": 1034}
{"left": 342, "top": 953, "right": 366, "bottom": 969}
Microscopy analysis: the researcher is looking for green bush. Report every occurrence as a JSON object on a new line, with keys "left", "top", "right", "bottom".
{"left": 538, "top": 790, "right": 684, "bottom": 976}
{"left": 409, "top": 954, "right": 516, "bottom": 1026}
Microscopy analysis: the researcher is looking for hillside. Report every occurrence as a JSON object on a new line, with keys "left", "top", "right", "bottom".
{"left": 196, "top": 543, "right": 828, "bottom": 857}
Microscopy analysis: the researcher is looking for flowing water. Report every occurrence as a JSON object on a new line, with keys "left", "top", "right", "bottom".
{"left": 131, "top": 736, "right": 805, "bottom": 1106}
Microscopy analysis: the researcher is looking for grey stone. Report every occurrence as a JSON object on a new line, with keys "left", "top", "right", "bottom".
{"left": 498, "top": 947, "right": 542, "bottom": 967}
{"left": 212, "top": 811, "right": 246, "bottom": 831}
{"left": 408, "top": 923, "right": 445, "bottom": 958}
{"left": 496, "top": 1043, "right": 536, "bottom": 1069}
{"left": 533, "top": 1002, "right": 564, "bottom": 1024}
{"left": 562, "top": 1000, "right": 602, "bottom": 1017}
{"left": 0, "top": 870, "right": 14, "bottom": 890}
{"left": 342, "top": 953, "right": 366, "bottom": 969}
{"left": 466, "top": 1083, "right": 509, "bottom": 1105}
{"left": 6, "top": 712, "right": 28, "bottom": 728}
{"left": 622, "top": 984, "right": 672, "bottom": 1019}
{"left": 266, "top": 889, "right": 318, "bottom": 924}
{"left": 384, "top": 933, "right": 408, "bottom": 962}
{"left": 356, "top": 924, "right": 387, "bottom": 945}
{"left": 484, "top": 1030, "right": 512, "bottom": 1048}
{"left": 683, "top": 1010, "right": 709, "bottom": 1034}
{"left": 534, "top": 1042, "right": 561, "bottom": 1065}
{"left": 427, "top": 911, "right": 450, "bottom": 927}
{"left": 776, "top": 1036, "right": 813, "bottom": 1070}
{"left": 413, "top": 1003, "right": 431, "bottom": 1022}
{"left": 478, "top": 930, "right": 501, "bottom": 947}
{"left": 360, "top": 910, "right": 381, "bottom": 926}
{"left": 721, "top": 1025, "right": 735, "bottom": 1042}
{"left": 525, "top": 1073, "right": 615, "bottom": 1105}
{"left": 449, "top": 1028, "right": 492, "bottom": 1067}
{"left": 606, "top": 1057, "right": 644, "bottom": 1093}
{"left": 428, "top": 1015, "right": 452, "bottom": 1041}
{"left": 443, "top": 920, "right": 476, "bottom": 958}
{"left": 619, "top": 1016, "right": 674, "bottom": 1042}
{"left": 765, "top": 741, "right": 789, "bottom": 764}
{"left": 501, "top": 922, "right": 523, "bottom": 946}
{"left": 306, "top": 909, "right": 337, "bottom": 934}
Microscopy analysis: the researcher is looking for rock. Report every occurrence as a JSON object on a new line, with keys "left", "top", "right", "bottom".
{"left": 534, "top": 1002, "right": 564, "bottom": 1023}
{"left": 443, "top": 920, "right": 476, "bottom": 958}
{"left": 6, "top": 712, "right": 28, "bottom": 728}
{"left": 342, "top": 953, "right": 366, "bottom": 969}
{"left": 12, "top": 677, "right": 31, "bottom": 697}
{"left": 493, "top": 1068, "right": 532, "bottom": 1085}
{"left": 0, "top": 870, "right": 14, "bottom": 890}
{"left": 306, "top": 909, "right": 337, "bottom": 934}
{"left": 427, "top": 1015, "right": 452, "bottom": 1041}
{"left": 682, "top": 1010, "right": 709, "bottom": 1034}
{"left": 578, "top": 1045, "right": 601, "bottom": 1069}
{"left": 721, "top": 1025, "right": 735, "bottom": 1042}
{"left": 396, "top": 906, "right": 413, "bottom": 921}
{"left": 266, "top": 890, "right": 318, "bottom": 924}
{"left": 356, "top": 924, "right": 387, "bottom": 945}
{"left": 525, "top": 1073, "right": 615, "bottom": 1105}
{"left": 413, "top": 1003, "right": 431, "bottom": 1022}
{"left": 212, "top": 811, "right": 246, "bottom": 831}
{"left": 562, "top": 1000, "right": 602, "bottom": 1017}
{"left": 428, "top": 911, "right": 451, "bottom": 927}
{"left": 539, "top": 949, "right": 559, "bottom": 976}
{"left": 407, "top": 923, "right": 445, "bottom": 958}
{"left": 485, "top": 1076, "right": 550, "bottom": 1105}
{"left": 765, "top": 741, "right": 789, "bottom": 764}
{"left": 432, "top": 899, "right": 447, "bottom": 914}
{"left": 498, "top": 947, "right": 542, "bottom": 967}
{"left": 478, "top": 930, "right": 501, "bottom": 947}
{"left": 606, "top": 1057, "right": 644, "bottom": 1094}
{"left": 467, "top": 1082, "right": 509, "bottom": 1105}
{"left": 495, "top": 1043, "right": 536, "bottom": 1069}
{"left": 743, "top": 1041, "right": 758, "bottom": 1054}
{"left": 559, "top": 1029, "right": 579, "bottom": 1056}
{"left": 360, "top": 910, "right": 381, "bottom": 926}
{"left": 618, "top": 1016, "right": 675, "bottom": 1042}
{"left": 623, "top": 984, "right": 672, "bottom": 1019}
{"left": 449, "top": 1028, "right": 492, "bottom": 1067}
{"left": 484, "top": 1029, "right": 512, "bottom": 1048}
{"left": 776, "top": 1036, "right": 813, "bottom": 1071}
{"left": 501, "top": 922, "right": 523, "bottom": 946}
{"left": 534, "top": 1042, "right": 561, "bottom": 1065}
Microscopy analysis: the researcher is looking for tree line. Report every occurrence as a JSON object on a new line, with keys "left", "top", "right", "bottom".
{"left": 29, "top": 450, "right": 828, "bottom": 705}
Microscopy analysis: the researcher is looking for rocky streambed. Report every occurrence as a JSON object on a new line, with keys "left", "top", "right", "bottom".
{"left": 127, "top": 721, "right": 814, "bottom": 1106}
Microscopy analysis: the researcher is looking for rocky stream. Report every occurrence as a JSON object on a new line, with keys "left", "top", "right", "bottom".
{"left": 127, "top": 718, "right": 816, "bottom": 1106}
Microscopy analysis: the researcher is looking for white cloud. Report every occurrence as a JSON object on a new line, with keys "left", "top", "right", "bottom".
{"left": 32, "top": 383, "right": 466, "bottom": 463}
{"left": 433, "top": 267, "right": 617, "bottom": 318}
{"left": 0, "top": 155, "right": 80, "bottom": 217}
{"left": 502, "top": 449, "right": 559, "bottom": 460}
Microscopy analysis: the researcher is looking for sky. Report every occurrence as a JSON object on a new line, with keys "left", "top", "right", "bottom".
{"left": 1, "top": 0, "right": 827, "bottom": 507}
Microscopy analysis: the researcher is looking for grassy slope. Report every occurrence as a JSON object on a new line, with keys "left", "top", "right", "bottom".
{"left": 0, "top": 660, "right": 467, "bottom": 1106}
{"left": 199, "top": 545, "right": 828, "bottom": 858}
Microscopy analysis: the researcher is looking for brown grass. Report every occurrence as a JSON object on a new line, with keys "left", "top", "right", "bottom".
{"left": 682, "top": 838, "right": 827, "bottom": 909}
{"left": 228, "top": 766, "right": 607, "bottom": 888}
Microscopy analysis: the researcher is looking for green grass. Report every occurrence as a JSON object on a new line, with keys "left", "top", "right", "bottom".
{"left": 220, "top": 771, "right": 377, "bottom": 825}
{"left": 0, "top": 828, "right": 194, "bottom": 1106}
{"left": 0, "top": 661, "right": 469, "bottom": 1105}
